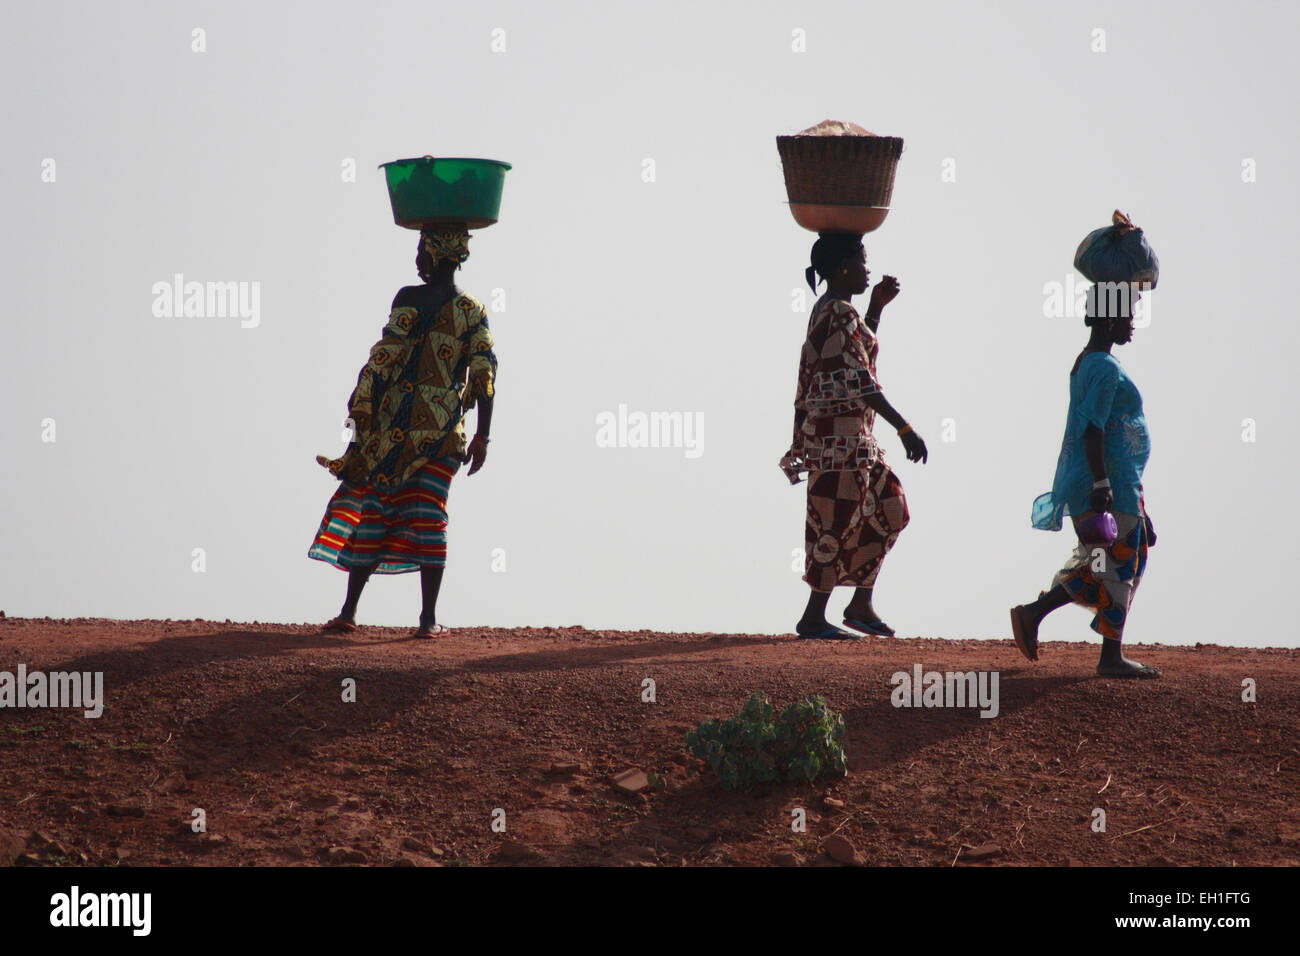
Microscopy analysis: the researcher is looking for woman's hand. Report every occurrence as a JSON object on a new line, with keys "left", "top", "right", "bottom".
{"left": 1089, "top": 486, "right": 1114, "bottom": 513}
{"left": 869, "top": 275, "right": 901, "bottom": 313}
{"left": 901, "top": 428, "right": 928, "bottom": 463}
{"left": 463, "top": 434, "right": 489, "bottom": 475}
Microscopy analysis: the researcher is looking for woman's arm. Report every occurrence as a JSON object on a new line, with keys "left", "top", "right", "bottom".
{"left": 813, "top": 298, "right": 926, "bottom": 463}
{"left": 865, "top": 391, "right": 928, "bottom": 463}
{"left": 475, "top": 393, "right": 494, "bottom": 438}
{"left": 463, "top": 394, "right": 493, "bottom": 475}
{"left": 1085, "top": 424, "right": 1135, "bottom": 521}
{"left": 1084, "top": 424, "right": 1113, "bottom": 512}
{"left": 863, "top": 275, "right": 900, "bottom": 333}
{"left": 460, "top": 301, "right": 497, "bottom": 476}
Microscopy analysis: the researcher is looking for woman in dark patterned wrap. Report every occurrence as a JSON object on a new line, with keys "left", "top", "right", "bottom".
{"left": 780, "top": 233, "right": 928, "bottom": 639}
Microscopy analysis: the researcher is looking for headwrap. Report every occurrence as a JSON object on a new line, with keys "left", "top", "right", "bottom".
{"left": 420, "top": 226, "right": 471, "bottom": 268}
{"left": 805, "top": 232, "right": 865, "bottom": 292}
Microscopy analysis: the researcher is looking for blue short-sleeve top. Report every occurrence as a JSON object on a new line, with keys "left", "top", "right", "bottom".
{"left": 1032, "top": 352, "right": 1150, "bottom": 530}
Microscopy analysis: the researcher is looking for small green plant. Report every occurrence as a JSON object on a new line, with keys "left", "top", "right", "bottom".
{"left": 109, "top": 743, "right": 154, "bottom": 757}
{"left": 774, "top": 695, "right": 849, "bottom": 784}
{"left": 684, "top": 693, "right": 847, "bottom": 791}
{"left": 6, "top": 725, "right": 46, "bottom": 736}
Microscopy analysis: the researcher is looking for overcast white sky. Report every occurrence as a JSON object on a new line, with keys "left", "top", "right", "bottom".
{"left": 2, "top": 1, "right": 1296, "bottom": 647}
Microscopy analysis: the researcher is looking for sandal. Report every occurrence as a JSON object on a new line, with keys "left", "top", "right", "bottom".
{"left": 844, "top": 615, "right": 894, "bottom": 636}
{"left": 796, "top": 624, "right": 859, "bottom": 641}
{"left": 1009, "top": 605, "right": 1038, "bottom": 662}
{"left": 412, "top": 623, "right": 450, "bottom": 639}
{"left": 321, "top": 616, "right": 357, "bottom": 634}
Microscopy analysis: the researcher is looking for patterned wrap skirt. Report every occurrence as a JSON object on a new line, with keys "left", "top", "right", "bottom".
{"left": 805, "top": 459, "right": 909, "bottom": 591}
{"left": 308, "top": 456, "right": 460, "bottom": 574}
{"left": 1050, "top": 504, "right": 1149, "bottom": 639}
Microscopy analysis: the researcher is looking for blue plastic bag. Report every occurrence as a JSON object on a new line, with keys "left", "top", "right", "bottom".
{"left": 1074, "top": 210, "right": 1159, "bottom": 289}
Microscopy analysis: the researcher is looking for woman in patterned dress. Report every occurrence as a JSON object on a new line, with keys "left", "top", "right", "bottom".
{"left": 308, "top": 226, "right": 497, "bottom": 638}
{"left": 780, "top": 233, "right": 928, "bottom": 639}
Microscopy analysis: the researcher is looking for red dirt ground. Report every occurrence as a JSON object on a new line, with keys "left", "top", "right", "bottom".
{"left": 1, "top": 616, "right": 1296, "bottom": 867}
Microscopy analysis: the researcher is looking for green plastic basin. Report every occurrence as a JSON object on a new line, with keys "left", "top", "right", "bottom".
{"left": 379, "top": 157, "right": 512, "bottom": 230}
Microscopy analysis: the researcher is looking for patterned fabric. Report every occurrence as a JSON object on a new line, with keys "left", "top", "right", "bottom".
{"left": 308, "top": 456, "right": 460, "bottom": 574}
{"left": 1033, "top": 352, "right": 1150, "bottom": 531}
{"left": 421, "top": 227, "right": 471, "bottom": 266}
{"left": 780, "top": 295, "right": 885, "bottom": 484}
{"left": 805, "top": 459, "right": 909, "bottom": 591}
{"left": 1051, "top": 505, "right": 1149, "bottom": 639}
{"left": 316, "top": 292, "right": 497, "bottom": 493}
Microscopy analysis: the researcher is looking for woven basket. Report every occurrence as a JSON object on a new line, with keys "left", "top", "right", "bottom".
{"left": 776, "top": 135, "right": 904, "bottom": 207}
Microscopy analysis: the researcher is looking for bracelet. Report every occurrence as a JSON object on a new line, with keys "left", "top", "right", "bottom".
{"left": 897, "top": 423, "right": 913, "bottom": 436}
{"left": 473, "top": 435, "right": 490, "bottom": 444}
{"left": 1092, "top": 478, "right": 1110, "bottom": 489}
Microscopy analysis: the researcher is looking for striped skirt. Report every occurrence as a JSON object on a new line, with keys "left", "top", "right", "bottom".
{"left": 307, "top": 456, "right": 460, "bottom": 574}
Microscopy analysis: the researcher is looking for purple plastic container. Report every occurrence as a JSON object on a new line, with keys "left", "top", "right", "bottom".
{"left": 1078, "top": 512, "right": 1119, "bottom": 546}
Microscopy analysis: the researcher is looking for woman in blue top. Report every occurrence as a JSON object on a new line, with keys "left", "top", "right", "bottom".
{"left": 1010, "top": 284, "right": 1159, "bottom": 678}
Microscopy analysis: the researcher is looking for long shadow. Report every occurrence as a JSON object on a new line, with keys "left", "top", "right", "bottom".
{"left": 444, "top": 636, "right": 780, "bottom": 678}
{"left": 27, "top": 632, "right": 777, "bottom": 779}
{"left": 163, "top": 638, "right": 787, "bottom": 781}
{"left": 4, "top": 625, "right": 1117, "bottom": 864}
{"left": 2, "top": 663, "right": 455, "bottom": 788}
{"left": 165, "top": 666, "right": 451, "bottom": 779}
{"left": 840, "top": 672, "right": 1091, "bottom": 773}
{"left": 17, "top": 629, "right": 780, "bottom": 696}
{"left": 19, "top": 630, "right": 1086, "bottom": 778}
{"left": 607, "top": 672, "right": 1092, "bottom": 860}
{"left": 9, "top": 628, "right": 1088, "bottom": 801}
{"left": 6, "top": 629, "right": 377, "bottom": 693}
{"left": 0, "top": 629, "right": 414, "bottom": 785}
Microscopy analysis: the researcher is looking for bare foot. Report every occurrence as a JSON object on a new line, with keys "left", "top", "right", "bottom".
{"left": 1096, "top": 656, "right": 1160, "bottom": 678}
